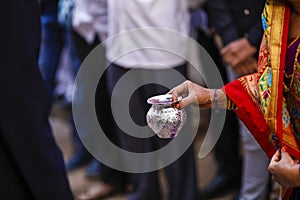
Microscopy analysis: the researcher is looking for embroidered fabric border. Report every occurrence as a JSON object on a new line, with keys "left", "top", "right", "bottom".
{"left": 222, "top": 80, "right": 276, "bottom": 159}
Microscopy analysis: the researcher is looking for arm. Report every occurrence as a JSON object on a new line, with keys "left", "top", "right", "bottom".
{"left": 220, "top": 9, "right": 264, "bottom": 70}
{"left": 221, "top": 17, "right": 264, "bottom": 68}
{"left": 221, "top": 38, "right": 257, "bottom": 70}
{"left": 169, "top": 81, "right": 228, "bottom": 109}
{"left": 206, "top": 0, "right": 264, "bottom": 73}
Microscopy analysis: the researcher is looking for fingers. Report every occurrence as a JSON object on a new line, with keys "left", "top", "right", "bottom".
{"left": 268, "top": 147, "right": 300, "bottom": 187}
{"left": 220, "top": 43, "right": 231, "bottom": 55}
{"left": 222, "top": 50, "right": 236, "bottom": 66}
{"left": 231, "top": 57, "right": 257, "bottom": 76}
{"left": 268, "top": 150, "right": 280, "bottom": 179}
{"left": 169, "top": 80, "right": 201, "bottom": 109}
{"left": 221, "top": 41, "right": 240, "bottom": 66}
{"left": 180, "top": 95, "right": 197, "bottom": 109}
{"left": 173, "top": 101, "right": 182, "bottom": 109}
{"left": 280, "top": 147, "right": 295, "bottom": 164}
{"left": 169, "top": 81, "right": 190, "bottom": 108}
{"left": 270, "top": 149, "right": 281, "bottom": 163}
{"left": 269, "top": 148, "right": 295, "bottom": 171}
{"left": 173, "top": 98, "right": 192, "bottom": 109}
{"left": 221, "top": 39, "right": 257, "bottom": 68}
{"left": 169, "top": 81, "right": 188, "bottom": 98}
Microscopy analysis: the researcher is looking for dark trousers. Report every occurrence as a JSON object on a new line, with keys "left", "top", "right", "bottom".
{"left": 0, "top": 0, "right": 73, "bottom": 199}
{"left": 95, "top": 63, "right": 198, "bottom": 200}
{"left": 70, "top": 30, "right": 102, "bottom": 154}
{"left": 196, "top": 29, "right": 241, "bottom": 179}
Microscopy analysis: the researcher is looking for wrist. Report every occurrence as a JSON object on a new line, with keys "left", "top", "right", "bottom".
{"left": 213, "top": 89, "right": 220, "bottom": 112}
{"left": 196, "top": 88, "right": 212, "bottom": 108}
{"left": 208, "top": 89, "right": 227, "bottom": 109}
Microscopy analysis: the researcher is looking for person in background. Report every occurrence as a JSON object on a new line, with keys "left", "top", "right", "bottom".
{"left": 39, "top": 0, "right": 79, "bottom": 99}
{"left": 0, "top": 0, "right": 73, "bottom": 199}
{"left": 203, "top": 0, "right": 270, "bottom": 199}
{"left": 170, "top": 0, "right": 300, "bottom": 199}
{"left": 190, "top": 6, "right": 242, "bottom": 198}
{"left": 78, "top": 0, "right": 199, "bottom": 199}
{"left": 68, "top": 0, "right": 105, "bottom": 180}
{"left": 71, "top": 0, "right": 127, "bottom": 194}
{"left": 39, "top": 0, "right": 97, "bottom": 176}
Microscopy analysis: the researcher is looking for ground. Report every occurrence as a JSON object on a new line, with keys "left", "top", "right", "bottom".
{"left": 50, "top": 102, "right": 279, "bottom": 200}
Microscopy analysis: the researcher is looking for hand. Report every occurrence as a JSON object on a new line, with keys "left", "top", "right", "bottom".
{"left": 231, "top": 57, "right": 258, "bottom": 76}
{"left": 221, "top": 38, "right": 257, "bottom": 68}
{"left": 168, "top": 80, "right": 212, "bottom": 109}
{"left": 268, "top": 148, "right": 300, "bottom": 187}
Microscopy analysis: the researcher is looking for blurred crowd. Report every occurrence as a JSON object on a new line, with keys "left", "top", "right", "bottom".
{"left": 1, "top": 0, "right": 285, "bottom": 199}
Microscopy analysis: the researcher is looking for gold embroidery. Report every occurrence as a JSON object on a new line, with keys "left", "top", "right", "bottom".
{"left": 239, "top": 75, "right": 261, "bottom": 107}
{"left": 263, "top": 0, "right": 287, "bottom": 134}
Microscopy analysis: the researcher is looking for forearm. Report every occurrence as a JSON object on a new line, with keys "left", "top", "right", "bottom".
{"left": 171, "top": 81, "right": 236, "bottom": 110}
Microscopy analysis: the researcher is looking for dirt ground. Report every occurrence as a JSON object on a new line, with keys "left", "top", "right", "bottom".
{"left": 50, "top": 103, "right": 279, "bottom": 200}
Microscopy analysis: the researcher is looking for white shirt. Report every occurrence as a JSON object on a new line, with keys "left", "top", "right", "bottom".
{"left": 72, "top": 0, "right": 107, "bottom": 44}
{"left": 106, "top": 0, "right": 191, "bottom": 69}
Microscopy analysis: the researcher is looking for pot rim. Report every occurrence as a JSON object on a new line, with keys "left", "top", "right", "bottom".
{"left": 147, "top": 94, "right": 182, "bottom": 105}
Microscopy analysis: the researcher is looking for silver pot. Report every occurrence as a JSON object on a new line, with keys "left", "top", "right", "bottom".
{"left": 146, "top": 94, "right": 186, "bottom": 138}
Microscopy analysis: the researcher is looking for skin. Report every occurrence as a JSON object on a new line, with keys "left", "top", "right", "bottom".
{"left": 268, "top": 148, "right": 300, "bottom": 187}
{"left": 169, "top": 80, "right": 227, "bottom": 109}
{"left": 170, "top": 0, "right": 300, "bottom": 188}
{"left": 232, "top": 56, "right": 258, "bottom": 76}
{"left": 221, "top": 38, "right": 257, "bottom": 76}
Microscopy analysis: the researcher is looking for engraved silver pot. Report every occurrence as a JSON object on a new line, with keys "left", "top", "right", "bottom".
{"left": 146, "top": 94, "right": 186, "bottom": 138}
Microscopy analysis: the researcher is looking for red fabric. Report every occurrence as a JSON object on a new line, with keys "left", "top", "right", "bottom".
{"left": 222, "top": 4, "right": 296, "bottom": 199}
{"left": 222, "top": 80, "right": 276, "bottom": 159}
{"left": 283, "top": 188, "right": 293, "bottom": 200}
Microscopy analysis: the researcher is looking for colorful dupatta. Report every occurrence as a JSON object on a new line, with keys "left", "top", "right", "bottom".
{"left": 223, "top": 0, "right": 300, "bottom": 199}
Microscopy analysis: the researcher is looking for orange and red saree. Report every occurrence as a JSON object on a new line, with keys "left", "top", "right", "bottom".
{"left": 223, "top": 0, "right": 300, "bottom": 199}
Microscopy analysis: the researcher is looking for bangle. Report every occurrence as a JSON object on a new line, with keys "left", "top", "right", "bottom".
{"left": 214, "top": 89, "right": 219, "bottom": 113}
